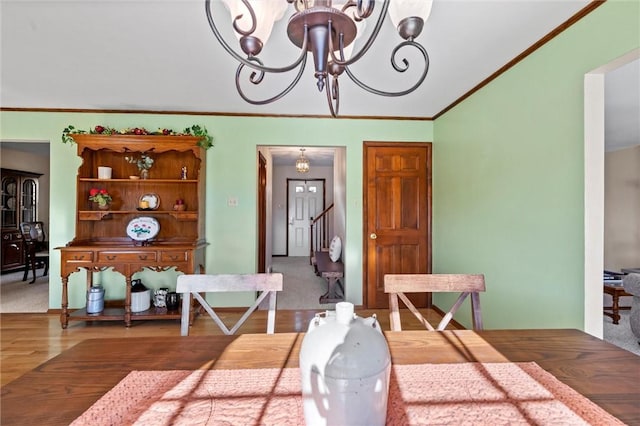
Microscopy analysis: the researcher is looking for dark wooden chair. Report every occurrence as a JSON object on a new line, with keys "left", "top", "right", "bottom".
{"left": 19, "top": 221, "right": 49, "bottom": 284}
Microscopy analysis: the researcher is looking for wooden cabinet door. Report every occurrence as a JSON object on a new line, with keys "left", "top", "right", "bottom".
{"left": 1, "top": 230, "right": 24, "bottom": 271}
{"left": 363, "top": 142, "right": 432, "bottom": 308}
{"left": 1, "top": 175, "right": 18, "bottom": 229}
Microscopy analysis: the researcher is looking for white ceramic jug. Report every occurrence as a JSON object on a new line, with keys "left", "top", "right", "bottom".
{"left": 299, "top": 302, "right": 391, "bottom": 426}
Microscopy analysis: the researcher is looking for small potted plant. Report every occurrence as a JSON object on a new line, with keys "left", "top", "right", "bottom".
{"left": 89, "top": 188, "right": 112, "bottom": 210}
{"left": 125, "top": 153, "right": 154, "bottom": 179}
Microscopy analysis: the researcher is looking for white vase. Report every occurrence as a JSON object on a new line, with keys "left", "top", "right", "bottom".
{"left": 299, "top": 302, "right": 391, "bottom": 426}
{"left": 97, "top": 166, "right": 112, "bottom": 179}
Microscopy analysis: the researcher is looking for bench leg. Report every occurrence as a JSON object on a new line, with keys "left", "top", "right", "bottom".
{"left": 319, "top": 277, "right": 344, "bottom": 304}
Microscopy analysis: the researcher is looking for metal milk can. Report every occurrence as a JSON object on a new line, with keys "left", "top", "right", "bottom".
{"left": 86, "top": 285, "right": 105, "bottom": 314}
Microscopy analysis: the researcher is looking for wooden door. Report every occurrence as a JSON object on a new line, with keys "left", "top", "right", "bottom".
{"left": 257, "top": 152, "right": 267, "bottom": 273}
{"left": 363, "top": 142, "right": 432, "bottom": 308}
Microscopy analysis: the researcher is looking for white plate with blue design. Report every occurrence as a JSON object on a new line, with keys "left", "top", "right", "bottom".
{"left": 126, "top": 216, "right": 160, "bottom": 241}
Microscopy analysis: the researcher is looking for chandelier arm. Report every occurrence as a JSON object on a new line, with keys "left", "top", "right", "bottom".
{"left": 330, "top": 0, "right": 391, "bottom": 66}
{"left": 231, "top": 0, "right": 256, "bottom": 37}
{"left": 325, "top": 74, "right": 340, "bottom": 117}
{"left": 205, "top": 0, "right": 308, "bottom": 74}
{"left": 235, "top": 53, "right": 309, "bottom": 106}
{"left": 343, "top": 41, "right": 430, "bottom": 97}
{"left": 341, "top": 0, "right": 374, "bottom": 21}
{"left": 328, "top": 22, "right": 348, "bottom": 65}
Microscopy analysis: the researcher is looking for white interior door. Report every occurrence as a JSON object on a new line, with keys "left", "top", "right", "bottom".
{"left": 288, "top": 180, "right": 324, "bottom": 256}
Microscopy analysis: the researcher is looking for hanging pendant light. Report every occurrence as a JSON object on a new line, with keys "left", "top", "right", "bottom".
{"left": 296, "top": 148, "right": 310, "bottom": 173}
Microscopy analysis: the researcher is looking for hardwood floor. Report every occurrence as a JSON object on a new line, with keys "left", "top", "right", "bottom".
{"left": 0, "top": 308, "right": 453, "bottom": 386}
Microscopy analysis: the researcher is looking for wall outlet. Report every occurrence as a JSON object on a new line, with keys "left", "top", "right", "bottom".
{"left": 227, "top": 197, "right": 238, "bottom": 207}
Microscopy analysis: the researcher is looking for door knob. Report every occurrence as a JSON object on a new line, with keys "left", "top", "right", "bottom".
{"left": 370, "top": 233, "right": 377, "bottom": 240}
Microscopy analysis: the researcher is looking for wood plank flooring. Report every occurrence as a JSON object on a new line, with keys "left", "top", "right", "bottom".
{"left": 1, "top": 308, "right": 453, "bottom": 386}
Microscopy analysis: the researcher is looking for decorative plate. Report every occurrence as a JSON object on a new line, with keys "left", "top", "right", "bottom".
{"left": 5, "top": 182, "right": 16, "bottom": 196}
{"left": 139, "top": 193, "right": 160, "bottom": 210}
{"left": 126, "top": 216, "right": 160, "bottom": 242}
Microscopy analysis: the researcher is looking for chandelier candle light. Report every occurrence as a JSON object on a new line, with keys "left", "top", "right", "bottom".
{"left": 207, "top": 0, "right": 432, "bottom": 117}
{"left": 296, "top": 148, "right": 310, "bottom": 173}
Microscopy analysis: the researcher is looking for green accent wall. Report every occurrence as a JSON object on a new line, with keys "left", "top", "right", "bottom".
{"left": 433, "top": 0, "right": 639, "bottom": 328}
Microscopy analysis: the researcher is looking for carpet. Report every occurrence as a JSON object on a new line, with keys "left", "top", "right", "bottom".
{"left": 0, "top": 270, "right": 49, "bottom": 313}
{"left": 271, "top": 256, "right": 337, "bottom": 311}
{"left": 603, "top": 310, "right": 640, "bottom": 356}
{"left": 71, "top": 362, "right": 623, "bottom": 426}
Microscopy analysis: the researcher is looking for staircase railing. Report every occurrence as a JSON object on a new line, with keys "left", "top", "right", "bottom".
{"left": 309, "top": 203, "right": 334, "bottom": 264}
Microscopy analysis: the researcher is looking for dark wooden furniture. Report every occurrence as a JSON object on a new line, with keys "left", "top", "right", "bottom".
{"left": 1, "top": 329, "right": 638, "bottom": 425}
{"left": 313, "top": 250, "right": 344, "bottom": 303}
{"left": 1, "top": 229, "right": 24, "bottom": 273}
{"left": 1, "top": 169, "right": 42, "bottom": 272}
{"left": 19, "top": 221, "right": 49, "bottom": 284}
{"left": 57, "top": 134, "right": 207, "bottom": 328}
{"left": 604, "top": 281, "right": 632, "bottom": 325}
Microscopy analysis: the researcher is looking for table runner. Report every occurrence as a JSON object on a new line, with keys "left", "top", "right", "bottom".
{"left": 71, "top": 362, "right": 623, "bottom": 425}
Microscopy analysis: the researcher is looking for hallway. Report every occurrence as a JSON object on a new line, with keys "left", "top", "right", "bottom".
{"left": 271, "top": 256, "right": 337, "bottom": 311}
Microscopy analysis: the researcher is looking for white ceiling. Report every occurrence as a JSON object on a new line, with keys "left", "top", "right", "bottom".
{"left": 269, "top": 146, "right": 336, "bottom": 167}
{"left": 1, "top": 0, "right": 638, "bottom": 162}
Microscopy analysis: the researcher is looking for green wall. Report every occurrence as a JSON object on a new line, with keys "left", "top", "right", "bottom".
{"left": 433, "top": 0, "right": 639, "bottom": 328}
{"left": 0, "top": 112, "right": 432, "bottom": 308}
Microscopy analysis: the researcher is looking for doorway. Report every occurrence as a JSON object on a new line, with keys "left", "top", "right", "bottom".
{"left": 0, "top": 141, "right": 51, "bottom": 313}
{"left": 257, "top": 145, "right": 344, "bottom": 310}
{"left": 584, "top": 48, "right": 640, "bottom": 337}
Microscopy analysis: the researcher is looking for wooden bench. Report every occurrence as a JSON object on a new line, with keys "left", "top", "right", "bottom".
{"left": 313, "top": 251, "right": 344, "bottom": 303}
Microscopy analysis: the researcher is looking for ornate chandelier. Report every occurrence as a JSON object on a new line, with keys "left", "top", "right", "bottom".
{"left": 206, "top": 0, "right": 432, "bottom": 117}
{"left": 296, "top": 148, "right": 310, "bottom": 173}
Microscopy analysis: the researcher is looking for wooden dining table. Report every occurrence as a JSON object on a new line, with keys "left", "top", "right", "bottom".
{"left": 1, "top": 329, "right": 639, "bottom": 425}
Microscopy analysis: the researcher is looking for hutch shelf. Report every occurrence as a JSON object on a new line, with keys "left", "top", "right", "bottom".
{"left": 57, "top": 134, "right": 207, "bottom": 328}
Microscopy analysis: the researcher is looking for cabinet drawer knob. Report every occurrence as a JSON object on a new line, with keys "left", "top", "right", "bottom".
{"left": 73, "top": 255, "right": 85, "bottom": 260}
{"left": 169, "top": 255, "right": 179, "bottom": 261}
{"left": 106, "top": 255, "right": 116, "bottom": 261}
{"left": 138, "top": 255, "right": 148, "bottom": 260}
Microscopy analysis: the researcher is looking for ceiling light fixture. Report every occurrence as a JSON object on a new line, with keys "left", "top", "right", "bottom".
{"left": 206, "top": 0, "right": 432, "bottom": 117}
{"left": 296, "top": 148, "right": 310, "bottom": 173}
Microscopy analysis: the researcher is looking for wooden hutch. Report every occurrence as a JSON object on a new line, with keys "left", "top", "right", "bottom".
{"left": 57, "top": 134, "right": 207, "bottom": 328}
{"left": 1, "top": 168, "right": 42, "bottom": 272}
